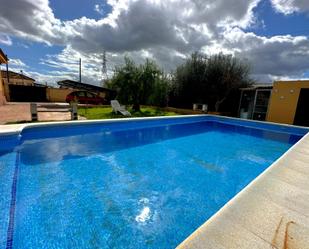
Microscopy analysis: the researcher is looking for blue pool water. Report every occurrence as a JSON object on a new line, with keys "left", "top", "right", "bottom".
{"left": 0, "top": 117, "right": 307, "bottom": 249}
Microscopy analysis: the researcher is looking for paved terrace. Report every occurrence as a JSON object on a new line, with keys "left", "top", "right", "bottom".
{"left": 178, "top": 132, "right": 309, "bottom": 249}
{"left": 0, "top": 103, "right": 75, "bottom": 124}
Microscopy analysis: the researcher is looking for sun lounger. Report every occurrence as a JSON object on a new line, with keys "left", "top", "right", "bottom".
{"left": 110, "top": 100, "right": 131, "bottom": 116}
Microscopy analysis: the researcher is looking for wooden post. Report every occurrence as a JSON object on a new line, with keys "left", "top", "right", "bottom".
{"left": 71, "top": 103, "right": 78, "bottom": 120}
{"left": 30, "top": 103, "right": 38, "bottom": 121}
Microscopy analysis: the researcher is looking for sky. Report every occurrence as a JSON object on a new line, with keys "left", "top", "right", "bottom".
{"left": 0, "top": 0, "right": 309, "bottom": 86}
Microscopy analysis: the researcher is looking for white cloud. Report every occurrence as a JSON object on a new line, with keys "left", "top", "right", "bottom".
{"left": 94, "top": 4, "right": 105, "bottom": 15}
{"left": 9, "top": 58, "right": 28, "bottom": 67}
{"left": 0, "top": 0, "right": 260, "bottom": 51}
{"left": 0, "top": 0, "right": 309, "bottom": 84}
{"left": 271, "top": 0, "right": 309, "bottom": 14}
{"left": 0, "top": 34, "right": 12, "bottom": 46}
{"left": 4, "top": 58, "right": 27, "bottom": 76}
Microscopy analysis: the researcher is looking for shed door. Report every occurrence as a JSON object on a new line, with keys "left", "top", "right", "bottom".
{"left": 294, "top": 88, "right": 309, "bottom": 127}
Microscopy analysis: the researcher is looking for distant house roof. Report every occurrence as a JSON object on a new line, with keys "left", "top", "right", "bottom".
{"left": 0, "top": 49, "right": 8, "bottom": 64}
{"left": 57, "top": 79, "right": 116, "bottom": 94}
{"left": 0, "top": 70, "right": 35, "bottom": 81}
{"left": 34, "top": 83, "right": 47, "bottom": 88}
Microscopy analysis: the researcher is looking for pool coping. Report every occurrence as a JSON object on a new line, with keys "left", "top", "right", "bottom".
{"left": 1, "top": 115, "right": 309, "bottom": 248}
{"left": 1, "top": 115, "right": 206, "bottom": 135}
{"left": 0, "top": 114, "right": 308, "bottom": 136}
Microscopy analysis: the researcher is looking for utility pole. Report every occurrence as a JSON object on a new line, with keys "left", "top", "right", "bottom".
{"left": 101, "top": 51, "right": 107, "bottom": 87}
{"left": 79, "top": 58, "right": 82, "bottom": 83}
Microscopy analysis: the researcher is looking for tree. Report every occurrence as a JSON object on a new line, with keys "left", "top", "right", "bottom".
{"left": 171, "top": 52, "right": 253, "bottom": 111}
{"left": 170, "top": 52, "right": 208, "bottom": 108}
{"left": 206, "top": 54, "right": 253, "bottom": 111}
{"left": 106, "top": 57, "right": 138, "bottom": 107}
{"left": 106, "top": 57, "right": 170, "bottom": 111}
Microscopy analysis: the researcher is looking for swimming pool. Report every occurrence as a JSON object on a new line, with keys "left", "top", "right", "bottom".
{"left": 0, "top": 115, "right": 308, "bottom": 249}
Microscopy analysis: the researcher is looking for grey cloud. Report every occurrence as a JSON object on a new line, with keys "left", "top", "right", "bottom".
{"left": 1, "top": 0, "right": 309, "bottom": 84}
{"left": 188, "top": 0, "right": 259, "bottom": 27}
{"left": 226, "top": 31, "right": 309, "bottom": 78}
{"left": 0, "top": 0, "right": 62, "bottom": 43}
{"left": 0, "top": 0, "right": 257, "bottom": 52}
{"left": 68, "top": 0, "right": 210, "bottom": 54}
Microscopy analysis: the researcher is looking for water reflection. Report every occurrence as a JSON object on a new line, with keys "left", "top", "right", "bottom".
{"left": 136, "top": 207, "right": 151, "bottom": 223}
{"left": 19, "top": 121, "right": 302, "bottom": 166}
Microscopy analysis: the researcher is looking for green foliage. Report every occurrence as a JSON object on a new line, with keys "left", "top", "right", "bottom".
{"left": 171, "top": 52, "right": 208, "bottom": 107}
{"left": 171, "top": 52, "right": 253, "bottom": 111}
{"left": 106, "top": 57, "right": 170, "bottom": 111}
{"left": 107, "top": 53, "right": 253, "bottom": 112}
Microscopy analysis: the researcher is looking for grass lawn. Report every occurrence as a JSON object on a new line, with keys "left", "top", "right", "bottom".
{"left": 78, "top": 106, "right": 179, "bottom": 120}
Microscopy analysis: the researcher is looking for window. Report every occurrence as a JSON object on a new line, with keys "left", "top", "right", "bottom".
{"left": 86, "top": 92, "right": 94, "bottom": 98}
{"left": 77, "top": 91, "right": 85, "bottom": 97}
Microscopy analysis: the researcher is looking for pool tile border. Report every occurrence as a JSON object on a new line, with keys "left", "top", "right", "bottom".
{"left": 0, "top": 114, "right": 308, "bottom": 136}
{"left": 6, "top": 152, "right": 20, "bottom": 249}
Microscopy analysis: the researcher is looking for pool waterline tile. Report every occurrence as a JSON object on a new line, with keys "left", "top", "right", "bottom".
{"left": 6, "top": 152, "right": 20, "bottom": 249}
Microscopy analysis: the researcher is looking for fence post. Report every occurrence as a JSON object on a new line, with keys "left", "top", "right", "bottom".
{"left": 30, "top": 103, "right": 38, "bottom": 121}
{"left": 71, "top": 103, "right": 78, "bottom": 120}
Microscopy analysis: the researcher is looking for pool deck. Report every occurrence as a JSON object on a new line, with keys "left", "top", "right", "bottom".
{"left": 0, "top": 115, "right": 309, "bottom": 249}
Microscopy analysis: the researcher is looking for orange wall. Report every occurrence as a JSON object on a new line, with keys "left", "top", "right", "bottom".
{"left": 266, "top": 80, "right": 309, "bottom": 124}
{"left": 47, "top": 88, "right": 74, "bottom": 102}
{"left": 47, "top": 88, "right": 108, "bottom": 102}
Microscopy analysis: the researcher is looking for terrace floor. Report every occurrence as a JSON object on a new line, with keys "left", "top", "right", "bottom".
{"left": 0, "top": 102, "right": 74, "bottom": 124}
